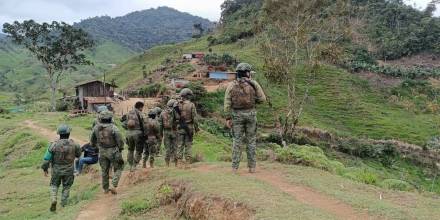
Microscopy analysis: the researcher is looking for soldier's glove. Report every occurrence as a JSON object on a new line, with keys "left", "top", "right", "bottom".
{"left": 226, "top": 119, "right": 233, "bottom": 129}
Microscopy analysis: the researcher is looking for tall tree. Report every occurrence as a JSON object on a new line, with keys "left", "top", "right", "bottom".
{"left": 261, "top": 0, "right": 352, "bottom": 146}
{"left": 2, "top": 20, "right": 94, "bottom": 111}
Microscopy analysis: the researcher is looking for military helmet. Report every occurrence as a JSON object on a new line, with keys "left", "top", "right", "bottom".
{"left": 97, "top": 105, "right": 108, "bottom": 113}
{"left": 167, "top": 99, "right": 177, "bottom": 108}
{"left": 57, "top": 124, "right": 72, "bottom": 135}
{"left": 236, "top": 63, "right": 252, "bottom": 72}
{"left": 180, "top": 88, "right": 193, "bottom": 97}
{"left": 153, "top": 107, "right": 162, "bottom": 115}
{"left": 100, "top": 110, "right": 113, "bottom": 120}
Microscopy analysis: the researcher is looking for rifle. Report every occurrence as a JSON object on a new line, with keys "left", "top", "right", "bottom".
{"left": 174, "top": 105, "right": 193, "bottom": 139}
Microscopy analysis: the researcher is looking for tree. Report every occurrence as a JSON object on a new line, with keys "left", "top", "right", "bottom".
{"left": 3, "top": 20, "right": 94, "bottom": 111}
{"left": 261, "top": 0, "right": 351, "bottom": 146}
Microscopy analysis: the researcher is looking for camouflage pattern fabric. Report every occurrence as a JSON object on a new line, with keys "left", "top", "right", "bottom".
{"left": 231, "top": 109, "right": 257, "bottom": 169}
{"left": 177, "top": 124, "right": 195, "bottom": 162}
{"left": 163, "top": 129, "right": 177, "bottom": 164}
{"left": 99, "top": 148, "right": 124, "bottom": 190}
{"left": 45, "top": 139, "right": 81, "bottom": 206}
{"left": 126, "top": 130, "right": 144, "bottom": 167}
{"left": 143, "top": 117, "right": 161, "bottom": 164}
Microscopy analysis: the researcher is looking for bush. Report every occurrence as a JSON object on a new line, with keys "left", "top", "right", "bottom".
{"left": 203, "top": 53, "right": 237, "bottom": 66}
{"left": 380, "top": 179, "right": 414, "bottom": 191}
{"left": 121, "top": 199, "right": 156, "bottom": 215}
{"left": 337, "top": 139, "right": 398, "bottom": 167}
{"left": 275, "top": 145, "right": 345, "bottom": 173}
{"left": 139, "top": 83, "right": 166, "bottom": 97}
{"left": 343, "top": 168, "right": 379, "bottom": 185}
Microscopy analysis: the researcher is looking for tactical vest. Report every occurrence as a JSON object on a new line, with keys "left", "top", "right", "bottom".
{"left": 161, "top": 109, "right": 175, "bottom": 129}
{"left": 230, "top": 80, "right": 256, "bottom": 110}
{"left": 126, "top": 110, "right": 141, "bottom": 130}
{"left": 96, "top": 124, "right": 117, "bottom": 148}
{"left": 178, "top": 101, "right": 194, "bottom": 123}
{"left": 50, "top": 139, "right": 77, "bottom": 165}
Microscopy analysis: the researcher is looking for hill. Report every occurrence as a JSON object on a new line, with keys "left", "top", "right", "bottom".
{"left": 75, "top": 7, "right": 214, "bottom": 51}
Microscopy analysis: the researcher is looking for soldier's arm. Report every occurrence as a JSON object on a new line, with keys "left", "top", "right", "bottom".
{"left": 75, "top": 143, "right": 82, "bottom": 158}
{"left": 90, "top": 128, "right": 97, "bottom": 148}
{"left": 252, "top": 80, "right": 267, "bottom": 104}
{"left": 158, "top": 114, "right": 164, "bottom": 136}
{"left": 224, "top": 83, "right": 233, "bottom": 115}
{"left": 41, "top": 143, "right": 53, "bottom": 173}
{"left": 192, "top": 103, "right": 199, "bottom": 132}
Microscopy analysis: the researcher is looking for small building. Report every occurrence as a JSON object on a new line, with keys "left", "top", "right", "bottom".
{"left": 182, "top": 54, "right": 193, "bottom": 60}
{"left": 209, "top": 72, "right": 236, "bottom": 80}
{"left": 75, "top": 80, "right": 117, "bottom": 111}
{"left": 192, "top": 52, "right": 205, "bottom": 59}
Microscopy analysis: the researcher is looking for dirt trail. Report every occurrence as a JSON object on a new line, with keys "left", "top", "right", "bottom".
{"left": 24, "top": 120, "right": 86, "bottom": 145}
{"left": 194, "top": 164, "right": 373, "bottom": 220}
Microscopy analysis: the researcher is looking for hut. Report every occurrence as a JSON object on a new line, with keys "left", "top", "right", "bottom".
{"left": 192, "top": 52, "right": 205, "bottom": 59}
{"left": 182, "top": 54, "right": 193, "bottom": 60}
{"left": 75, "top": 80, "right": 117, "bottom": 112}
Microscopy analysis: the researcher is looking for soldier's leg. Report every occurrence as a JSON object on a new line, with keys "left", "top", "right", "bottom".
{"left": 245, "top": 113, "right": 258, "bottom": 170}
{"left": 176, "top": 130, "right": 186, "bottom": 161}
{"left": 99, "top": 155, "right": 111, "bottom": 191}
{"left": 232, "top": 113, "right": 246, "bottom": 170}
{"left": 134, "top": 134, "right": 144, "bottom": 165}
{"left": 50, "top": 174, "right": 61, "bottom": 210}
{"left": 184, "top": 127, "right": 194, "bottom": 163}
{"left": 171, "top": 132, "right": 178, "bottom": 166}
{"left": 149, "top": 140, "right": 157, "bottom": 167}
{"left": 111, "top": 151, "right": 124, "bottom": 189}
{"left": 164, "top": 132, "right": 171, "bottom": 165}
{"left": 142, "top": 142, "right": 149, "bottom": 168}
{"left": 127, "top": 136, "right": 135, "bottom": 167}
{"left": 60, "top": 175, "right": 74, "bottom": 207}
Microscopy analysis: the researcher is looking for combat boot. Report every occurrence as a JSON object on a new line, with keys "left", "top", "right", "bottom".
{"left": 149, "top": 160, "right": 154, "bottom": 168}
{"left": 249, "top": 167, "right": 256, "bottom": 173}
{"left": 50, "top": 201, "right": 57, "bottom": 212}
{"left": 232, "top": 168, "right": 238, "bottom": 174}
{"left": 142, "top": 160, "right": 147, "bottom": 168}
{"left": 165, "top": 160, "right": 170, "bottom": 167}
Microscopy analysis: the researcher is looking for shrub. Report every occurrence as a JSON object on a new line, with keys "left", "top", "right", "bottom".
{"left": 121, "top": 199, "right": 156, "bottom": 215}
{"left": 343, "top": 168, "right": 379, "bottom": 185}
{"left": 139, "top": 83, "right": 166, "bottom": 97}
{"left": 275, "top": 145, "right": 345, "bottom": 173}
{"left": 380, "top": 179, "right": 414, "bottom": 191}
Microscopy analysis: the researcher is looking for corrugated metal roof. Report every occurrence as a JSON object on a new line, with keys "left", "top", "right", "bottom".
{"left": 75, "top": 80, "right": 118, "bottom": 88}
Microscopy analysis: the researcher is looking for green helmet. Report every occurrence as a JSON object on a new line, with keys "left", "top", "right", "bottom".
{"left": 153, "top": 107, "right": 162, "bottom": 115}
{"left": 100, "top": 110, "right": 113, "bottom": 120}
{"left": 57, "top": 124, "right": 71, "bottom": 135}
{"left": 236, "top": 63, "right": 252, "bottom": 72}
{"left": 167, "top": 99, "right": 177, "bottom": 108}
{"left": 97, "top": 105, "right": 108, "bottom": 113}
{"left": 180, "top": 88, "right": 193, "bottom": 97}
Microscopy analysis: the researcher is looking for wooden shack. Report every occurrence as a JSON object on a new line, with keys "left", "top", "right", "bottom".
{"left": 75, "top": 80, "right": 117, "bottom": 111}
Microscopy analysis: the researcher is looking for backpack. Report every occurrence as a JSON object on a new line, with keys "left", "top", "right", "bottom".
{"left": 97, "top": 125, "right": 117, "bottom": 148}
{"left": 230, "top": 80, "right": 256, "bottom": 110}
{"left": 50, "top": 139, "right": 76, "bottom": 165}
{"left": 161, "top": 109, "right": 174, "bottom": 129}
{"left": 126, "top": 110, "right": 141, "bottom": 130}
{"left": 178, "top": 101, "right": 194, "bottom": 123}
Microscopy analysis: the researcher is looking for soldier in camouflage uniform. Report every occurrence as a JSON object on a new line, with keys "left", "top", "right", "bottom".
{"left": 91, "top": 110, "right": 125, "bottom": 194}
{"left": 92, "top": 105, "right": 109, "bottom": 128}
{"left": 176, "top": 88, "right": 199, "bottom": 166}
{"left": 142, "top": 107, "right": 162, "bottom": 168}
{"left": 159, "top": 99, "right": 179, "bottom": 167}
{"left": 224, "top": 63, "right": 266, "bottom": 173}
{"left": 41, "top": 124, "right": 81, "bottom": 212}
{"left": 122, "top": 101, "right": 145, "bottom": 171}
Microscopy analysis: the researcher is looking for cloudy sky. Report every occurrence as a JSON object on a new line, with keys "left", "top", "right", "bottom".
{"left": 0, "top": 0, "right": 438, "bottom": 26}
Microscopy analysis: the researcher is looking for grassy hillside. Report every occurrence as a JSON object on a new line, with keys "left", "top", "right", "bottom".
{"left": 0, "top": 39, "right": 136, "bottom": 102}
{"left": 108, "top": 36, "right": 440, "bottom": 145}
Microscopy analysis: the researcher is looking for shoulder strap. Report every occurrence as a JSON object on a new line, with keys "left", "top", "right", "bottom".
{"left": 136, "top": 110, "right": 145, "bottom": 134}
{"left": 244, "top": 79, "right": 257, "bottom": 93}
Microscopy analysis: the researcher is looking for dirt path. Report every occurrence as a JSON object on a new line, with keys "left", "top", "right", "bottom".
{"left": 194, "top": 164, "right": 373, "bottom": 220}
{"left": 24, "top": 120, "right": 86, "bottom": 145}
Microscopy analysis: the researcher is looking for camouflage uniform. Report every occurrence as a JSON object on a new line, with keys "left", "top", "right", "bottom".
{"left": 176, "top": 90, "right": 198, "bottom": 163}
{"left": 123, "top": 108, "right": 145, "bottom": 169}
{"left": 159, "top": 100, "right": 178, "bottom": 166}
{"left": 143, "top": 111, "right": 161, "bottom": 168}
{"left": 41, "top": 125, "right": 81, "bottom": 210}
{"left": 224, "top": 63, "right": 266, "bottom": 171}
{"left": 91, "top": 112, "right": 125, "bottom": 192}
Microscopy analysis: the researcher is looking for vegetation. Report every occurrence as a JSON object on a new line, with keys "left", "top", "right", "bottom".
{"left": 75, "top": 7, "right": 213, "bottom": 51}
{"left": 3, "top": 20, "right": 95, "bottom": 111}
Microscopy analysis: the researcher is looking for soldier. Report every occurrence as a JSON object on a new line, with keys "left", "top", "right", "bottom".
{"left": 224, "top": 63, "right": 266, "bottom": 173}
{"left": 92, "top": 105, "right": 109, "bottom": 128}
{"left": 159, "top": 99, "right": 178, "bottom": 167}
{"left": 142, "top": 107, "right": 162, "bottom": 168}
{"left": 90, "top": 110, "right": 124, "bottom": 194}
{"left": 175, "top": 88, "right": 199, "bottom": 167}
{"left": 122, "top": 101, "right": 145, "bottom": 171}
{"left": 41, "top": 124, "right": 81, "bottom": 212}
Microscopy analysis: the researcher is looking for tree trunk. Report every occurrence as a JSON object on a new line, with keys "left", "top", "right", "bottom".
{"left": 49, "top": 71, "right": 57, "bottom": 112}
